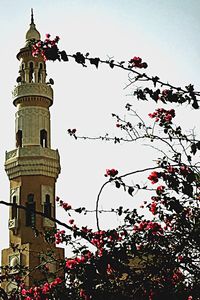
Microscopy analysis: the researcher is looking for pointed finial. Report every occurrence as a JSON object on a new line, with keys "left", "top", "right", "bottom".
{"left": 25, "top": 8, "right": 40, "bottom": 44}
{"left": 31, "top": 8, "right": 34, "bottom": 24}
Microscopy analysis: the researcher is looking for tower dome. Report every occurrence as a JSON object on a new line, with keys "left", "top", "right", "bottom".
{"left": 25, "top": 9, "right": 40, "bottom": 44}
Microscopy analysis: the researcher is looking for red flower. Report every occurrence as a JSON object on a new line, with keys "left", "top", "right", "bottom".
{"left": 179, "top": 165, "right": 189, "bottom": 176}
{"left": 162, "top": 89, "right": 170, "bottom": 97}
{"left": 62, "top": 202, "right": 72, "bottom": 210}
{"left": 178, "top": 255, "right": 183, "bottom": 261}
{"left": 105, "top": 168, "right": 118, "bottom": 177}
{"left": 150, "top": 202, "right": 157, "bottom": 215}
{"left": 69, "top": 219, "right": 74, "bottom": 224}
{"left": 65, "top": 259, "right": 78, "bottom": 269}
{"left": 167, "top": 165, "right": 176, "bottom": 173}
{"left": 148, "top": 108, "right": 175, "bottom": 125}
{"left": 107, "top": 263, "right": 113, "bottom": 274}
{"left": 80, "top": 289, "right": 91, "bottom": 300}
{"left": 80, "top": 289, "right": 86, "bottom": 297}
{"left": 131, "top": 56, "right": 142, "bottom": 64}
{"left": 156, "top": 185, "right": 165, "bottom": 194}
{"left": 148, "top": 171, "right": 159, "bottom": 184}
{"left": 53, "top": 277, "right": 62, "bottom": 285}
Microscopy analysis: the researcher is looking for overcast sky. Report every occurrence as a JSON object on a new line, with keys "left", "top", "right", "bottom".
{"left": 0, "top": 0, "right": 200, "bottom": 257}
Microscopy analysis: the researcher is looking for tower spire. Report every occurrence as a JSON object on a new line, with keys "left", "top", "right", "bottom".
{"left": 25, "top": 8, "right": 40, "bottom": 44}
{"left": 31, "top": 8, "right": 34, "bottom": 24}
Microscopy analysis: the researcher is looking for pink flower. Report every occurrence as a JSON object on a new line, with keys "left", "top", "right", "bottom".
{"left": 21, "top": 289, "right": 27, "bottom": 296}
{"left": 45, "top": 33, "right": 51, "bottom": 39}
{"left": 69, "top": 219, "right": 74, "bottom": 224}
{"left": 42, "top": 283, "right": 50, "bottom": 294}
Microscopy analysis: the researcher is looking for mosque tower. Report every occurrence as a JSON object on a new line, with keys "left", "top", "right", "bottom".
{"left": 1, "top": 10, "right": 64, "bottom": 291}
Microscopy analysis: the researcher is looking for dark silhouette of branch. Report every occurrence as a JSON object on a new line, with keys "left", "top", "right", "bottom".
{"left": 0, "top": 200, "right": 72, "bottom": 231}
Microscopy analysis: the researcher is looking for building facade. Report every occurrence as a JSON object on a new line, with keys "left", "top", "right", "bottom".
{"left": 1, "top": 12, "right": 64, "bottom": 291}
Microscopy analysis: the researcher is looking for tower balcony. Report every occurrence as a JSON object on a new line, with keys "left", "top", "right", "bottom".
{"left": 12, "top": 83, "right": 53, "bottom": 106}
{"left": 5, "top": 147, "right": 60, "bottom": 179}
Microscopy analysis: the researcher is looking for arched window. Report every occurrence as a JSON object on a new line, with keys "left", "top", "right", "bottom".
{"left": 26, "top": 194, "right": 35, "bottom": 227}
{"left": 12, "top": 196, "right": 17, "bottom": 219}
{"left": 29, "top": 62, "right": 34, "bottom": 83}
{"left": 40, "top": 129, "right": 47, "bottom": 147}
{"left": 16, "top": 130, "right": 22, "bottom": 147}
{"left": 38, "top": 63, "right": 43, "bottom": 83}
{"left": 44, "top": 194, "right": 51, "bottom": 218}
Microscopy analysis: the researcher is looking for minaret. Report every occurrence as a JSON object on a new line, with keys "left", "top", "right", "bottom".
{"left": 1, "top": 10, "right": 64, "bottom": 291}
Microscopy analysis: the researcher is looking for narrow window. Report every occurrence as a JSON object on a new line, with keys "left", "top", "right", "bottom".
{"left": 44, "top": 194, "right": 51, "bottom": 218}
{"left": 21, "top": 63, "right": 25, "bottom": 83}
{"left": 38, "top": 63, "right": 43, "bottom": 83}
{"left": 12, "top": 196, "right": 17, "bottom": 219}
{"left": 26, "top": 194, "right": 35, "bottom": 227}
{"left": 16, "top": 130, "right": 22, "bottom": 147}
{"left": 29, "top": 62, "right": 34, "bottom": 83}
{"left": 40, "top": 129, "right": 47, "bottom": 147}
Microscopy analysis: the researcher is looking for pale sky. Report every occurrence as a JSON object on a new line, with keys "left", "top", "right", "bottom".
{"left": 0, "top": 0, "right": 200, "bottom": 258}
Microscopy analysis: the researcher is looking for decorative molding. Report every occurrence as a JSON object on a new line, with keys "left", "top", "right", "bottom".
{"left": 13, "top": 83, "right": 53, "bottom": 101}
{"left": 6, "top": 147, "right": 59, "bottom": 160}
{"left": 5, "top": 147, "right": 60, "bottom": 179}
{"left": 16, "top": 106, "right": 49, "bottom": 117}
